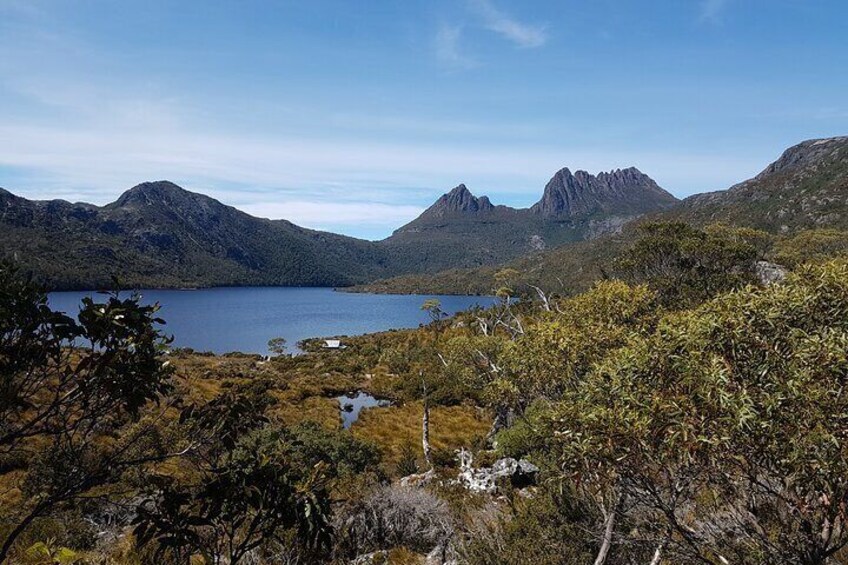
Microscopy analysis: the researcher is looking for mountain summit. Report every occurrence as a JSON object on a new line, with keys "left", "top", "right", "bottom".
{"left": 383, "top": 165, "right": 677, "bottom": 273}
{"left": 110, "top": 181, "right": 202, "bottom": 209}
{"left": 531, "top": 167, "right": 678, "bottom": 218}
{"left": 412, "top": 184, "right": 495, "bottom": 223}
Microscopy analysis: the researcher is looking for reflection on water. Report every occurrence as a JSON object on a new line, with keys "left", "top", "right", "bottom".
{"left": 337, "top": 391, "right": 391, "bottom": 429}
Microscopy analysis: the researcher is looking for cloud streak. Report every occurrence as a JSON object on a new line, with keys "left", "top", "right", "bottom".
{"left": 435, "top": 24, "right": 476, "bottom": 70}
{"left": 238, "top": 201, "right": 424, "bottom": 233}
{"left": 469, "top": 0, "right": 547, "bottom": 48}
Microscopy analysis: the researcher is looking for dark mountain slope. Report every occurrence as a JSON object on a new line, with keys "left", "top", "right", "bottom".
{"left": 0, "top": 165, "right": 676, "bottom": 290}
{"left": 0, "top": 181, "right": 394, "bottom": 289}
{"left": 664, "top": 136, "right": 848, "bottom": 232}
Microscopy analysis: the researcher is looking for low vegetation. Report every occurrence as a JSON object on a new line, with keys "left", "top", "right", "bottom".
{"left": 3, "top": 221, "right": 848, "bottom": 563}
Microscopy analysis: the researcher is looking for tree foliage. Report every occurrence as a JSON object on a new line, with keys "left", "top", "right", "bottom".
{"left": 613, "top": 222, "right": 767, "bottom": 307}
{"left": 0, "top": 260, "right": 174, "bottom": 562}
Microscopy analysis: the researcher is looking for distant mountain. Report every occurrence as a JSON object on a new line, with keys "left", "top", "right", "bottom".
{"left": 411, "top": 184, "right": 495, "bottom": 220}
{"left": 664, "top": 136, "right": 848, "bottom": 232}
{"left": 353, "top": 136, "right": 848, "bottom": 295}
{"left": 0, "top": 181, "right": 394, "bottom": 289}
{"left": 382, "top": 167, "right": 677, "bottom": 274}
{"left": 531, "top": 167, "right": 677, "bottom": 218}
{"left": 0, "top": 165, "right": 677, "bottom": 290}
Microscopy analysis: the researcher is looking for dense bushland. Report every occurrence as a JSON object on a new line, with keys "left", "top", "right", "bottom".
{"left": 3, "top": 222, "right": 848, "bottom": 564}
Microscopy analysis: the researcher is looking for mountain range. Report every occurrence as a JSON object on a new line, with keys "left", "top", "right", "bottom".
{"left": 0, "top": 165, "right": 678, "bottom": 290}
{"left": 356, "top": 136, "right": 848, "bottom": 295}
{"left": 1, "top": 136, "right": 845, "bottom": 291}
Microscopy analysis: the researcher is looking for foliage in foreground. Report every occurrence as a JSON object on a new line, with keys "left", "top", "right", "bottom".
{"left": 4, "top": 223, "right": 848, "bottom": 564}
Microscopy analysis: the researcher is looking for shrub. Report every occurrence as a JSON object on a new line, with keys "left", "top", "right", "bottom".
{"left": 335, "top": 484, "right": 454, "bottom": 557}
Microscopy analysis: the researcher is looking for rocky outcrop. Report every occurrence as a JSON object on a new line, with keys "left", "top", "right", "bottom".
{"left": 753, "top": 136, "right": 848, "bottom": 181}
{"left": 531, "top": 167, "right": 678, "bottom": 218}
{"left": 755, "top": 261, "right": 788, "bottom": 285}
{"left": 455, "top": 449, "right": 539, "bottom": 493}
{"left": 412, "top": 184, "right": 495, "bottom": 222}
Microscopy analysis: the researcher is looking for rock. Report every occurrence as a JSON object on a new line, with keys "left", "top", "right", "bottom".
{"left": 454, "top": 449, "right": 539, "bottom": 493}
{"left": 518, "top": 458, "right": 540, "bottom": 475}
{"left": 399, "top": 468, "right": 436, "bottom": 488}
{"left": 426, "top": 543, "right": 459, "bottom": 565}
{"left": 529, "top": 234, "right": 546, "bottom": 250}
{"left": 412, "top": 184, "right": 495, "bottom": 221}
{"left": 531, "top": 167, "right": 677, "bottom": 218}
{"left": 755, "top": 261, "right": 788, "bottom": 285}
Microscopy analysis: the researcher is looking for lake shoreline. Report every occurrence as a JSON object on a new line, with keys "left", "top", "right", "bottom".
{"left": 49, "top": 287, "right": 493, "bottom": 355}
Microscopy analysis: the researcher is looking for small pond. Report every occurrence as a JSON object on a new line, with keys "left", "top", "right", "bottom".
{"left": 337, "top": 391, "right": 391, "bottom": 429}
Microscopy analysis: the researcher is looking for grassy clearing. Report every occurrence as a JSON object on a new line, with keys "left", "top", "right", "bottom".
{"left": 352, "top": 402, "right": 490, "bottom": 471}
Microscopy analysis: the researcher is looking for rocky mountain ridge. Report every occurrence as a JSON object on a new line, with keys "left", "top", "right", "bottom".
{"left": 6, "top": 136, "right": 842, "bottom": 291}
{"left": 354, "top": 136, "right": 848, "bottom": 295}
{"left": 1, "top": 164, "right": 677, "bottom": 289}
{"left": 384, "top": 167, "right": 677, "bottom": 272}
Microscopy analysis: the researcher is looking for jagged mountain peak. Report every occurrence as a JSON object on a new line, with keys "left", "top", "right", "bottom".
{"left": 425, "top": 184, "right": 495, "bottom": 216}
{"left": 531, "top": 166, "right": 676, "bottom": 218}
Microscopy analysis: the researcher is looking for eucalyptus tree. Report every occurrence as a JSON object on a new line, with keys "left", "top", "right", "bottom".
{"left": 552, "top": 261, "right": 848, "bottom": 564}
{"left": 133, "top": 389, "right": 333, "bottom": 564}
{"left": 0, "top": 260, "right": 174, "bottom": 562}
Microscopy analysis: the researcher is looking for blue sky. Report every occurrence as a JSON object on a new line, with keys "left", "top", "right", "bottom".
{"left": 1, "top": 0, "right": 846, "bottom": 239}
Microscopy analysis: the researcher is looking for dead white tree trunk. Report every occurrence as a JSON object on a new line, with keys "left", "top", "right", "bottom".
{"left": 593, "top": 493, "right": 623, "bottom": 565}
{"left": 421, "top": 373, "right": 432, "bottom": 468}
{"left": 649, "top": 533, "right": 670, "bottom": 565}
{"left": 528, "top": 284, "right": 552, "bottom": 312}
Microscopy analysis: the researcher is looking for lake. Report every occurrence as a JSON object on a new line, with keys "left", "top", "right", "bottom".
{"left": 48, "top": 287, "right": 492, "bottom": 354}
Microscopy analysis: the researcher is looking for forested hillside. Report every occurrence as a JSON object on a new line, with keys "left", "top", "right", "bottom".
{"left": 0, "top": 166, "right": 677, "bottom": 290}
{"left": 0, "top": 182, "right": 395, "bottom": 289}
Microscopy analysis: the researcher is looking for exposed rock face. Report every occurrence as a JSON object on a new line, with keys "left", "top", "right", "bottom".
{"left": 753, "top": 136, "right": 848, "bottom": 181}
{"left": 529, "top": 234, "right": 546, "bottom": 250}
{"left": 531, "top": 167, "right": 678, "bottom": 218}
{"left": 386, "top": 166, "right": 676, "bottom": 274}
{"left": 586, "top": 215, "right": 637, "bottom": 239}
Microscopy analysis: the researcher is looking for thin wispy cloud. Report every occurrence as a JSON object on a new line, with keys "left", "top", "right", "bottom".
{"left": 238, "top": 201, "right": 425, "bottom": 232}
{"left": 699, "top": 0, "right": 730, "bottom": 23}
{"left": 435, "top": 24, "right": 476, "bottom": 70}
{"left": 469, "top": 0, "right": 548, "bottom": 48}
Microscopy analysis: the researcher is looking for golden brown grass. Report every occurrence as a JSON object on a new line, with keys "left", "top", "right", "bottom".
{"left": 352, "top": 402, "right": 490, "bottom": 470}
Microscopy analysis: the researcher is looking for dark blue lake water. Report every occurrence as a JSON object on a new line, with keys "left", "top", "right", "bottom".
{"left": 48, "top": 287, "right": 491, "bottom": 355}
